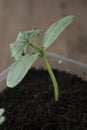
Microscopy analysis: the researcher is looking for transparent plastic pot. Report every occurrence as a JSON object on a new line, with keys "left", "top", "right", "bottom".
{"left": 0, "top": 52, "right": 87, "bottom": 92}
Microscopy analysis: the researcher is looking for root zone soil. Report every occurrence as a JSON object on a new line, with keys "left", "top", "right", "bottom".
{"left": 0, "top": 68, "right": 87, "bottom": 130}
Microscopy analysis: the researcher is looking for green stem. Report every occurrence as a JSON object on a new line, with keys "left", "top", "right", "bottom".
{"left": 29, "top": 42, "right": 43, "bottom": 54}
{"left": 29, "top": 42, "right": 59, "bottom": 101}
{"left": 29, "top": 42, "right": 44, "bottom": 57}
{"left": 42, "top": 53, "right": 59, "bottom": 101}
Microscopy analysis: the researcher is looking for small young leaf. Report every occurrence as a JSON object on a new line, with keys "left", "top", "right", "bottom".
{"left": 0, "top": 108, "right": 5, "bottom": 116}
{"left": 42, "top": 15, "right": 75, "bottom": 49}
{"left": 16, "top": 28, "right": 40, "bottom": 42}
{"left": 10, "top": 28, "right": 40, "bottom": 60}
{"left": 7, "top": 53, "right": 39, "bottom": 88}
{"left": 0, "top": 116, "right": 5, "bottom": 125}
{"left": 10, "top": 41, "right": 28, "bottom": 61}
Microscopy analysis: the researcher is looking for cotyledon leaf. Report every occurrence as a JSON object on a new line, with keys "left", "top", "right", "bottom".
{"left": 10, "top": 28, "right": 40, "bottom": 60}
{"left": 41, "top": 15, "right": 75, "bottom": 49}
{"left": 7, "top": 53, "right": 39, "bottom": 88}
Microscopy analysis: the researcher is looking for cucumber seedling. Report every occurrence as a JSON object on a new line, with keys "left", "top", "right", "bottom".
{"left": 7, "top": 15, "right": 74, "bottom": 101}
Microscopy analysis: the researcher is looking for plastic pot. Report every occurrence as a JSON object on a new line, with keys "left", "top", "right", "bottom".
{"left": 0, "top": 52, "right": 87, "bottom": 92}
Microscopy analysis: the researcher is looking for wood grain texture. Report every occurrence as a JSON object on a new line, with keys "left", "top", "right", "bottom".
{"left": 0, "top": 0, "right": 87, "bottom": 72}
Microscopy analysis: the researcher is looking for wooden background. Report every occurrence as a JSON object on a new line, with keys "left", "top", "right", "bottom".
{"left": 0, "top": 0, "right": 87, "bottom": 72}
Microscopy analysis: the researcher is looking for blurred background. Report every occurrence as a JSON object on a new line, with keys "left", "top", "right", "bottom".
{"left": 0, "top": 0, "right": 87, "bottom": 72}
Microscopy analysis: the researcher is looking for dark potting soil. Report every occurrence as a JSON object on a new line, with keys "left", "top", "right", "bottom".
{"left": 0, "top": 68, "right": 87, "bottom": 130}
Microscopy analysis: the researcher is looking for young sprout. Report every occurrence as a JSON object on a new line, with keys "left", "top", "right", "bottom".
{"left": 0, "top": 108, "right": 5, "bottom": 125}
{"left": 7, "top": 15, "right": 74, "bottom": 101}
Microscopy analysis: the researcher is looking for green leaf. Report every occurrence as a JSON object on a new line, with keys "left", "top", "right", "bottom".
{"left": 42, "top": 15, "right": 75, "bottom": 49}
{"left": 16, "top": 28, "right": 40, "bottom": 42}
{"left": 10, "top": 28, "right": 40, "bottom": 60}
{"left": 10, "top": 41, "right": 28, "bottom": 61}
{"left": 0, "top": 108, "right": 5, "bottom": 116}
{"left": 0, "top": 116, "right": 5, "bottom": 125}
{"left": 7, "top": 53, "right": 39, "bottom": 88}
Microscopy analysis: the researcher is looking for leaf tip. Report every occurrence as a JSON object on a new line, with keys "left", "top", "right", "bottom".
{"left": 7, "top": 79, "right": 14, "bottom": 88}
